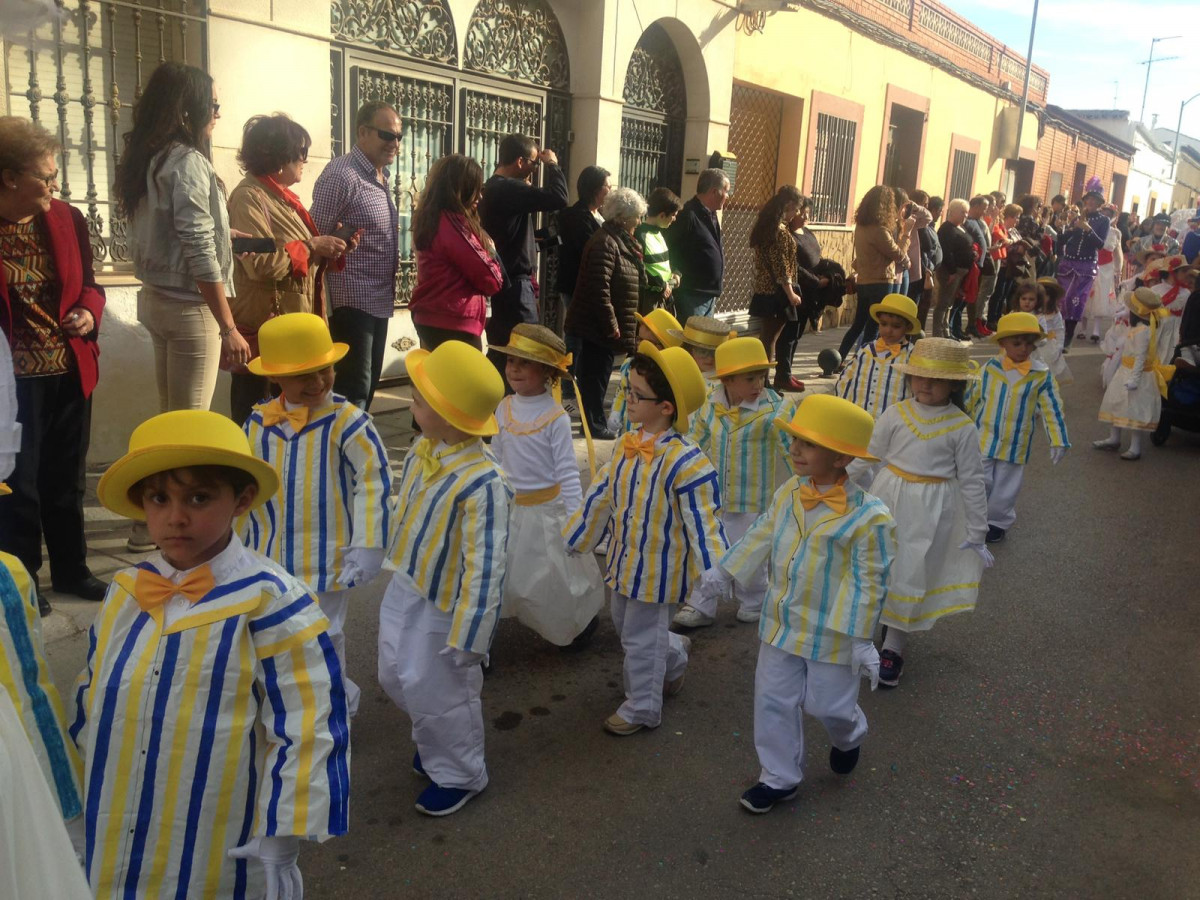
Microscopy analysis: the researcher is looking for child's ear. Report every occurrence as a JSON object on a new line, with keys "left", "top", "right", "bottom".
{"left": 834, "top": 453, "right": 855, "bottom": 470}
{"left": 665, "top": 400, "right": 679, "bottom": 422}
{"left": 232, "top": 484, "right": 259, "bottom": 517}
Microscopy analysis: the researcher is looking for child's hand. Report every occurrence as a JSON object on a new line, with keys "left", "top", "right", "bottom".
{"left": 439, "top": 645, "right": 486, "bottom": 668}
{"left": 697, "top": 565, "right": 733, "bottom": 602}
{"left": 228, "top": 836, "right": 302, "bottom": 899}
{"left": 341, "top": 547, "right": 385, "bottom": 587}
{"left": 1049, "top": 447, "right": 1067, "bottom": 465}
{"left": 851, "top": 639, "right": 880, "bottom": 690}
{"left": 958, "top": 541, "right": 995, "bottom": 568}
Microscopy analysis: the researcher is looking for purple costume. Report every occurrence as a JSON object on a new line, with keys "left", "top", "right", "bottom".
{"left": 1056, "top": 210, "right": 1109, "bottom": 322}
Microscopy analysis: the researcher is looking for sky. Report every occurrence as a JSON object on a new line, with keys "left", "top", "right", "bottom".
{"left": 940, "top": 0, "right": 1200, "bottom": 145}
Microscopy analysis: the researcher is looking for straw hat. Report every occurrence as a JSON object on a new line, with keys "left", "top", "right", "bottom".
{"left": 491, "top": 323, "right": 571, "bottom": 376}
{"left": 634, "top": 308, "right": 684, "bottom": 349}
{"left": 991, "top": 311, "right": 1045, "bottom": 342}
{"left": 714, "top": 337, "right": 771, "bottom": 377}
{"left": 1126, "top": 286, "right": 1165, "bottom": 318}
{"left": 406, "top": 341, "right": 505, "bottom": 436}
{"left": 893, "top": 338, "right": 978, "bottom": 381}
{"left": 637, "top": 340, "right": 707, "bottom": 421}
{"left": 246, "top": 313, "right": 349, "bottom": 377}
{"left": 775, "top": 394, "right": 877, "bottom": 460}
{"left": 97, "top": 410, "right": 280, "bottom": 521}
{"left": 669, "top": 316, "right": 736, "bottom": 351}
{"left": 869, "top": 293, "right": 921, "bottom": 334}
{"left": 1144, "top": 254, "right": 1194, "bottom": 279}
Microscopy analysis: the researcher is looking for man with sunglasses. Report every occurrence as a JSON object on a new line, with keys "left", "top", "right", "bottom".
{"left": 311, "top": 100, "right": 402, "bottom": 409}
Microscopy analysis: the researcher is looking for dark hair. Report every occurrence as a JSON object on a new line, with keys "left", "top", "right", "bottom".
{"left": 904, "top": 374, "right": 968, "bottom": 413}
{"left": 1018, "top": 194, "right": 1040, "bottom": 215}
{"left": 577, "top": 165, "right": 611, "bottom": 206}
{"left": 750, "top": 185, "right": 802, "bottom": 248}
{"left": 631, "top": 353, "right": 677, "bottom": 421}
{"left": 498, "top": 134, "right": 537, "bottom": 166}
{"left": 990, "top": 191, "right": 1006, "bottom": 204}
{"left": 412, "top": 153, "right": 488, "bottom": 251}
{"left": 646, "top": 186, "right": 683, "bottom": 218}
{"left": 969, "top": 195, "right": 989, "bottom": 211}
{"left": 129, "top": 465, "right": 257, "bottom": 508}
{"left": 355, "top": 101, "right": 396, "bottom": 132}
{"left": 892, "top": 186, "right": 909, "bottom": 209}
{"left": 910, "top": 189, "right": 930, "bottom": 206}
{"left": 1051, "top": 195, "right": 1066, "bottom": 205}
{"left": 854, "top": 185, "right": 897, "bottom": 229}
{"left": 928, "top": 196, "right": 944, "bottom": 216}
{"left": 113, "top": 62, "right": 215, "bottom": 214}
{"left": 1011, "top": 279, "right": 1046, "bottom": 314}
{"left": 237, "top": 114, "right": 311, "bottom": 177}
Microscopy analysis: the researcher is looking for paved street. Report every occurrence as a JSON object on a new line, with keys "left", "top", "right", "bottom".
{"left": 39, "top": 331, "right": 1200, "bottom": 899}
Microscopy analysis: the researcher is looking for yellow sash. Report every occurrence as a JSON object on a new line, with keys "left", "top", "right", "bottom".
{"left": 886, "top": 464, "right": 948, "bottom": 484}
{"left": 514, "top": 484, "right": 562, "bottom": 507}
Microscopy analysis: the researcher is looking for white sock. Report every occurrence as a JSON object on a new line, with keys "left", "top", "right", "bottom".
{"left": 882, "top": 628, "right": 908, "bottom": 655}
{"left": 1128, "top": 431, "right": 1144, "bottom": 455}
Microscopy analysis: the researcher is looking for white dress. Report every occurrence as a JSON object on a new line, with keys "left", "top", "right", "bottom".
{"left": 847, "top": 399, "right": 988, "bottom": 633}
{"left": 1099, "top": 324, "right": 1160, "bottom": 431}
{"left": 1035, "top": 312, "right": 1073, "bottom": 386}
{"left": 1151, "top": 283, "right": 1190, "bottom": 359}
{"left": 1100, "top": 315, "right": 1129, "bottom": 388}
{"left": 1085, "top": 226, "right": 1121, "bottom": 320}
{"left": 493, "top": 392, "right": 605, "bottom": 645}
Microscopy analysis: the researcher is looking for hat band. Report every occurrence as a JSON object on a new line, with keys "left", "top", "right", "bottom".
{"left": 683, "top": 326, "right": 735, "bottom": 348}
{"left": 507, "top": 332, "right": 572, "bottom": 370}
{"left": 1128, "top": 296, "right": 1166, "bottom": 320}
{"left": 417, "top": 367, "right": 493, "bottom": 432}
{"left": 905, "top": 355, "right": 979, "bottom": 375}
{"left": 779, "top": 418, "right": 871, "bottom": 459}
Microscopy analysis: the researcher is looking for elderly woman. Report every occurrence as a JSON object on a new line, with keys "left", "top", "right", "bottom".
{"left": 932, "top": 198, "right": 975, "bottom": 337}
{"left": 0, "top": 116, "right": 107, "bottom": 613}
{"left": 226, "top": 113, "right": 349, "bottom": 423}
{"left": 565, "top": 186, "right": 647, "bottom": 440}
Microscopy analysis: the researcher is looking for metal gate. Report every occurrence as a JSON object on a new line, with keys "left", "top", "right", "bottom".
{"left": 619, "top": 23, "right": 685, "bottom": 200}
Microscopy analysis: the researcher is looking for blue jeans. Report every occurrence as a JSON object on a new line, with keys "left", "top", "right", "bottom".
{"left": 672, "top": 289, "right": 716, "bottom": 321}
{"left": 330, "top": 305, "right": 391, "bottom": 410}
{"left": 838, "top": 283, "right": 891, "bottom": 358}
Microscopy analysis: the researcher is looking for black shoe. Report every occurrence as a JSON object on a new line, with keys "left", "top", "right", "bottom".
{"left": 878, "top": 649, "right": 903, "bottom": 688}
{"left": 985, "top": 525, "right": 1006, "bottom": 544}
{"left": 562, "top": 614, "right": 600, "bottom": 652}
{"left": 37, "top": 591, "right": 52, "bottom": 618}
{"left": 830, "top": 745, "right": 861, "bottom": 775}
{"left": 590, "top": 426, "right": 617, "bottom": 441}
{"left": 51, "top": 574, "right": 108, "bottom": 602}
{"left": 739, "top": 782, "right": 798, "bottom": 814}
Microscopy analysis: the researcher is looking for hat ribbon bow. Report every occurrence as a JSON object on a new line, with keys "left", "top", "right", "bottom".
{"left": 874, "top": 339, "right": 904, "bottom": 356}
{"left": 133, "top": 566, "right": 215, "bottom": 613}
{"left": 621, "top": 431, "right": 658, "bottom": 464}
{"left": 261, "top": 399, "right": 309, "bottom": 432}
{"left": 713, "top": 405, "right": 741, "bottom": 426}
{"left": 1001, "top": 357, "right": 1032, "bottom": 376}
{"left": 797, "top": 480, "right": 848, "bottom": 515}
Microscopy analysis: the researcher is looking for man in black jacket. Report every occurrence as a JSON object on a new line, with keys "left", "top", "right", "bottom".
{"left": 556, "top": 166, "right": 611, "bottom": 371}
{"left": 666, "top": 168, "right": 729, "bottom": 319}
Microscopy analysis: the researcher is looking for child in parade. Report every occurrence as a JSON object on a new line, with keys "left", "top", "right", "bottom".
{"left": 378, "top": 341, "right": 510, "bottom": 816}
{"left": 79, "top": 409, "right": 349, "bottom": 898}
{"left": 965, "top": 312, "right": 1070, "bottom": 543}
{"left": 847, "top": 339, "right": 991, "bottom": 687}
{"left": 674, "top": 336, "right": 791, "bottom": 629}
{"left": 608, "top": 307, "right": 683, "bottom": 435}
{"left": 1020, "top": 278, "right": 1072, "bottom": 386}
{"left": 833, "top": 292, "right": 919, "bottom": 419}
{"left": 1145, "top": 255, "right": 1194, "bottom": 356}
{"left": 670, "top": 314, "right": 735, "bottom": 382}
{"left": 492, "top": 324, "right": 605, "bottom": 646}
{"left": 697, "top": 394, "right": 894, "bottom": 813}
{"left": 1093, "top": 288, "right": 1176, "bottom": 461}
{"left": 565, "top": 342, "right": 727, "bottom": 736}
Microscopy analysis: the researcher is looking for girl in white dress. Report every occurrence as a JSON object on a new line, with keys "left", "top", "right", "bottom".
{"left": 493, "top": 324, "right": 606, "bottom": 645}
{"left": 1082, "top": 206, "right": 1122, "bottom": 339}
{"left": 1021, "top": 278, "right": 1073, "bottom": 386}
{"left": 847, "top": 338, "right": 992, "bottom": 688}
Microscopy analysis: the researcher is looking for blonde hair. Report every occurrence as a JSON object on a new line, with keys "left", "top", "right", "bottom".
{"left": 946, "top": 198, "right": 970, "bottom": 219}
{"left": 0, "top": 116, "right": 59, "bottom": 177}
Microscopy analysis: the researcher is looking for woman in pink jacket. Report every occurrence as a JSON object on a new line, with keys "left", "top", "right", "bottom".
{"left": 409, "top": 154, "right": 503, "bottom": 350}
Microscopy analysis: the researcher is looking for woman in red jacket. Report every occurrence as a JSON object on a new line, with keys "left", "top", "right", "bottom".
{"left": 409, "top": 154, "right": 503, "bottom": 351}
{"left": 0, "top": 117, "right": 107, "bottom": 614}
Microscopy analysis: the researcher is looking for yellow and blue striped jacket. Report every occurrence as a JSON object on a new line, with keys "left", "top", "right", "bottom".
{"left": 384, "top": 438, "right": 512, "bottom": 654}
{"left": 69, "top": 540, "right": 349, "bottom": 899}
{"left": 0, "top": 550, "right": 83, "bottom": 819}
{"left": 565, "top": 429, "right": 728, "bottom": 604}
{"left": 607, "top": 357, "right": 635, "bottom": 435}
{"left": 722, "top": 476, "right": 895, "bottom": 664}
{"left": 242, "top": 394, "right": 392, "bottom": 592}
{"left": 688, "top": 387, "right": 794, "bottom": 514}
{"left": 965, "top": 357, "right": 1070, "bottom": 464}
{"left": 834, "top": 341, "right": 913, "bottom": 419}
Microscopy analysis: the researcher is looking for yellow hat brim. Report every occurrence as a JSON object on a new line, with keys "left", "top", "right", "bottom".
{"left": 869, "top": 304, "right": 922, "bottom": 335}
{"left": 490, "top": 344, "right": 571, "bottom": 376}
{"left": 634, "top": 313, "right": 683, "bottom": 349}
{"left": 407, "top": 349, "right": 498, "bottom": 436}
{"left": 892, "top": 362, "right": 978, "bottom": 381}
{"left": 714, "top": 361, "right": 771, "bottom": 377}
{"left": 0, "top": 482, "right": 10, "bottom": 496}
{"left": 774, "top": 417, "right": 879, "bottom": 461}
{"left": 246, "top": 343, "right": 350, "bottom": 377}
{"left": 638, "top": 341, "right": 706, "bottom": 421}
{"left": 991, "top": 328, "right": 1045, "bottom": 342}
{"left": 97, "top": 446, "right": 280, "bottom": 522}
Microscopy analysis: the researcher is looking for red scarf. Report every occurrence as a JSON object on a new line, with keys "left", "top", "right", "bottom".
{"left": 255, "top": 175, "right": 318, "bottom": 236}
{"left": 254, "top": 175, "right": 326, "bottom": 318}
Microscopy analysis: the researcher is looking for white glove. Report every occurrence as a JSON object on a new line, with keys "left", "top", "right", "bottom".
{"left": 851, "top": 639, "right": 880, "bottom": 691}
{"left": 698, "top": 565, "right": 733, "bottom": 603}
{"left": 228, "top": 836, "right": 302, "bottom": 900}
{"left": 1049, "top": 446, "right": 1067, "bottom": 466}
{"left": 439, "top": 645, "right": 486, "bottom": 668}
{"left": 564, "top": 540, "right": 583, "bottom": 559}
{"left": 340, "top": 546, "right": 384, "bottom": 587}
{"left": 958, "top": 540, "right": 995, "bottom": 568}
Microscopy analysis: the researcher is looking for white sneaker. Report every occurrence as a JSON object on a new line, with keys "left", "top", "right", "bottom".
{"left": 736, "top": 607, "right": 761, "bottom": 624}
{"left": 672, "top": 605, "right": 714, "bottom": 628}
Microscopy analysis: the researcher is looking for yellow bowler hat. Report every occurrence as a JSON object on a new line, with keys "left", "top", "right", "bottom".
{"left": 775, "top": 393, "right": 878, "bottom": 460}
{"left": 406, "top": 341, "right": 504, "bottom": 436}
{"left": 991, "top": 311, "right": 1045, "bottom": 342}
{"left": 869, "top": 293, "right": 921, "bottom": 335}
{"left": 97, "top": 410, "right": 280, "bottom": 521}
{"left": 714, "top": 336, "right": 770, "bottom": 377}
{"left": 638, "top": 340, "right": 707, "bottom": 421}
{"left": 246, "top": 313, "right": 349, "bottom": 377}
{"left": 634, "top": 308, "right": 684, "bottom": 348}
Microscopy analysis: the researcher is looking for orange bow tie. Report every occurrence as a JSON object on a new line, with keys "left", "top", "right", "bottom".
{"left": 133, "top": 566, "right": 214, "bottom": 613}
{"left": 622, "top": 431, "right": 658, "bottom": 464}
{"left": 261, "top": 399, "right": 309, "bottom": 432}
{"left": 713, "top": 405, "right": 740, "bottom": 426}
{"left": 1001, "top": 356, "right": 1032, "bottom": 376}
{"left": 875, "top": 339, "right": 903, "bottom": 356}
{"left": 797, "top": 480, "right": 848, "bottom": 515}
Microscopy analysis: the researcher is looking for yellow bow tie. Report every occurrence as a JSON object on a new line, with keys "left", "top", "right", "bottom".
{"left": 622, "top": 431, "right": 658, "bottom": 464}
{"left": 261, "top": 399, "right": 309, "bottom": 432}
{"left": 133, "top": 566, "right": 214, "bottom": 613}
{"left": 1001, "top": 356, "right": 1032, "bottom": 376}
{"left": 714, "top": 405, "right": 740, "bottom": 426}
{"left": 413, "top": 440, "right": 445, "bottom": 479}
{"left": 797, "top": 480, "right": 848, "bottom": 515}
{"left": 875, "top": 339, "right": 903, "bottom": 356}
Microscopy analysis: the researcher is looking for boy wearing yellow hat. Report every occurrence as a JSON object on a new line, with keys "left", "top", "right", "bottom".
{"left": 833, "top": 293, "right": 920, "bottom": 419}
{"left": 674, "top": 336, "right": 792, "bottom": 628}
{"left": 241, "top": 312, "right": 393, "bottom": 718}
{"left": 698, "top": 394, "right": 895, "bottom": 813}
{"left": 607, "top": 308, "right": 683, "bottom": 436}
{"left": 565, "top": 342, "right": 727, "bottom": 736}
{"left": 378, "top": 341, "right": 511, "bottom": 816}
{"left": 78, "top": 410, "right": 349, "bottom": 898}
{"left": 965, "top": 311, "right": 1070, "bottom": 542}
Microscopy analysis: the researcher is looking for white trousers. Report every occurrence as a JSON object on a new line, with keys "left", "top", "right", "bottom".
{"left": 690, "top": 511, "right": 766, "bottom": 617}
{"left": 611, "top": 593, "right": 689, "bottom": 727}
{"left": 377, "top": 574, "right": 488, "bottom": 792}
{"left": 317, "top": 590, "right": 360, "bottom": 718}
{"left": 753, "top": 641, "right": 867, "bottom": 790}
{"left": 982, "top": 458, "right": 1025, "bottom": 530}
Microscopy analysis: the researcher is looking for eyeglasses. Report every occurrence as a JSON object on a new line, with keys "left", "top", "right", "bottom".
{"left": 211, "top": 102, "right": 221, "bottom": 116}
{"left": 369, "top": 126, "right": 402, "bottom": 144}
{"left": 297, "top": 147, "right": 309, "bottom": 162}
{"left": 628, "top": 389, "right": 663, "bottom": 405}
{"left": 24, "top": 170, "right": 58, "bottom": 187}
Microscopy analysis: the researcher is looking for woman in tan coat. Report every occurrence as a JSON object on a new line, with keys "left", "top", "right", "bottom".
{"left": 226, "top": 114, "right": 351, "bottom": 422}
{"left": 838, "top": 184, "right": 912, "bottom": 359}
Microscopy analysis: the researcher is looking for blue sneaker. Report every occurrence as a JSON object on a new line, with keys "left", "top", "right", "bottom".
{"left": 413, "top": 751, "right": 426, "bottom": 778}
{"left": 739, "top": 782, "right": 798, "bottom": 814}
{"left": 829, "top": 745, "right": 860, "bottom": 775}
{"left": 415, "top": 783, "right": 479, "bottom": 817}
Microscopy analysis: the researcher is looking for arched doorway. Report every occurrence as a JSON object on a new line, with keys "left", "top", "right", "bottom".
{"left": 620, "top": 23, "right": 686, "bottom": 200}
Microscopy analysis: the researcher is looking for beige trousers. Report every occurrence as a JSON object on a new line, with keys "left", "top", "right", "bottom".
{"left": 137, "top": 285, "right": 221, "bottom": 413}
